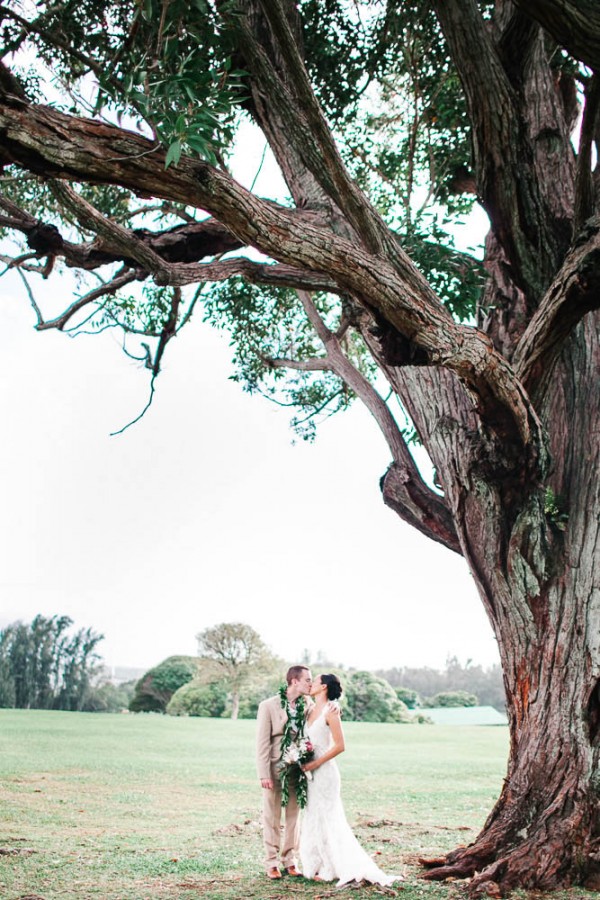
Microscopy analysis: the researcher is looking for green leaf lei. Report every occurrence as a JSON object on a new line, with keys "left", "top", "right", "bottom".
{"left": 278, "top": 684, "right": 310, "bottom": 808}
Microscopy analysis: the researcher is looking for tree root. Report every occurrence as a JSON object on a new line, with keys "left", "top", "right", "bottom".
{"left": 420, "top": 827, "right": 600, "bottom": 897}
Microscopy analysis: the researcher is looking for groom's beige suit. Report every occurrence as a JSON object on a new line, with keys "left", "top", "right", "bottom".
{"left": 256, "top": 694, "right": 303, "bottom": 872}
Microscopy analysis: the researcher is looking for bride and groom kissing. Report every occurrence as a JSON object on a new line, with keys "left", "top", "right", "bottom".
{"left": 256, "top": 665, "right": 401, "bottom": 887}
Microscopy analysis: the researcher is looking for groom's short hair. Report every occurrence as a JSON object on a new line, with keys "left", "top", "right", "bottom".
{"left": 286, "top": 665, "right": 309, "bottom": 684}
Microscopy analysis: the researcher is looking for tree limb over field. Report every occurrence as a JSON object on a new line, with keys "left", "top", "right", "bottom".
{"left": 0, "top": 90, "right": 547, "bottom": 459}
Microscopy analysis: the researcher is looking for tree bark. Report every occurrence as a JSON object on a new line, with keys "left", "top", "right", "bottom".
{"left": 512, "top": 0, "right": 600, "bottom": 72}
{"left": 418, "top": 311, "right": 600, "bottom": 892}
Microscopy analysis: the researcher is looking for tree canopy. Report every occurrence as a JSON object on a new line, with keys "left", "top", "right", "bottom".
{"left": 1, "top": 0, "right": 600, "bottom": 892}
{"left": 344, "top": 670, "right": 414, "bottom": 722}
{"left": 129, "top": 654, "right": 200, "bottom": 712}
{"left": 0, "top": 614, "right": 103, "bottom": 710}
{"left": 196, "top": 622, "right": 278, "bottom": 719}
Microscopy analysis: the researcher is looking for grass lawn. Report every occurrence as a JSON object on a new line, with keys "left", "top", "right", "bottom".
{"left": 0, "top": 710, "right": 580, "bottom": 900}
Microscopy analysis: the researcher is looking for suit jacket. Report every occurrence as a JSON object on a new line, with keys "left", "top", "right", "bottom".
{"left": 256, "top": 694, "right": 312, "bottom": 781}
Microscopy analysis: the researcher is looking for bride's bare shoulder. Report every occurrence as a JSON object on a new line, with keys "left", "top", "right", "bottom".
{"left": 326, "top": 700, "right": 341, "bottom": 718}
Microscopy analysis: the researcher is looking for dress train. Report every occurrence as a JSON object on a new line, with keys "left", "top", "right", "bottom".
{"left": 299, "top": 710, "right": 401, "bottom": 887}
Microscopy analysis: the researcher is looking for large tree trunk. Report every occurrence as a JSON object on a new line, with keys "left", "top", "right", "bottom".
{"left": 417, "top": 314, "right": 600, "bottom": 892}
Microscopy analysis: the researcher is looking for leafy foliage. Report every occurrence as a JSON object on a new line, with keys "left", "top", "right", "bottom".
{"left": 129, "top": 655, "right": 200, "bottom": 713}
{"left": 0, "top": 0, "right": 487, "bottom": 443}
{"left": 425, "top": 690, "right": 479, "bottom": 708}
{"left": 378, "top": 657, "right": 506, "bottom": 711}
{"left": 167, "top": 678, "right": 229, "bottom": 717}
{"left": 1, "top": 0, "right": 245, "bottom": 165}
{"left": 0, "top": 615, "right": 103, "bottom": 711}
{"left": 395, "top": 686, "right": 420, "bottom": 709}
{"left": 82, "top": 679, "right": 136, "bottom": 713}
{"left": 544, "top": 487, "right": 569, "bottom": 531}
{"left": 344, "top": 670, "right": 414, "bottom": 723}
{"left": 196, "top": 622, "right": 278, "bottom": 718}
{"left": 202, "top": 280, "right": 377, "bottom": 438}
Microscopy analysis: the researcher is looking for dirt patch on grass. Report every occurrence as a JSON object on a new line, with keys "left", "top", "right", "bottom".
{"left": 0, "top": 846, "right": 36, "bottom": 855}
{"left": 213, "top": 819, "right": 261, "bottom": 836}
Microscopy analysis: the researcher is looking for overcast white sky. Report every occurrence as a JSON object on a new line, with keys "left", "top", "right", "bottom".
{"left": 0, "top": 125, "right": 500, "bottom": 676}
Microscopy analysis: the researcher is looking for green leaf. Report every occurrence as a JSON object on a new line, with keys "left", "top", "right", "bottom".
{"left": 186, "top": 135, "right": 210, "bottom": 154}
{"left": 164, "top": 140, "right": 182, "bottom": 169}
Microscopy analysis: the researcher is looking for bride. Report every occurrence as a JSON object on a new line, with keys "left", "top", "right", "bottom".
{"left": 299, "top": 673, "right": 402, "bottom": 886}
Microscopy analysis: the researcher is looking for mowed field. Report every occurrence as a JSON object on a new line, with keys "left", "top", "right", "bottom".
{"left": 0, "top": 710, "right": 521, "bottom": 900}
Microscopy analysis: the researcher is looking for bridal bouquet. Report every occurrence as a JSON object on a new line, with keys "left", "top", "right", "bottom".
{"left": 282, "top": 736, "right": 314, "bottom": 767}
{"left": 279, "top": 735, "right": 315, "bottom": 808}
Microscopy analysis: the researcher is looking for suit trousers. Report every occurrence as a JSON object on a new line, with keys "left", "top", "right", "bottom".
{"left": 262, "top": 779, "right": 300, "bottom": 870}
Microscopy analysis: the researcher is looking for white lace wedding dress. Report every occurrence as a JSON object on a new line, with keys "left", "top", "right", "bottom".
{"left": 299, "top": 709, "right": 401, "bottom": 886}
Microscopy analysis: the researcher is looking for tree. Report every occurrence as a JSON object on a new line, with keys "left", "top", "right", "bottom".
{"left": 344, "top": 671, "right": 414, "bottom": 723}
{"left": 167, "top": 679, "right": 228, "bottom": 718}
{"left": 196, "top": 623, "right": 275, "bottom": 720}
{"left": 381, "top": 658, "right": 507, "bottom": 711}
{"left": 425, "top": 691, "right": 479, "bottom": 708}
{"left": 0, "top": 615, "right": 103, "bottom": 710}
{"left": 82, "top": 679, "right": 136, "bottom": 713}
{"left": 129, "top": 655, "right": 200, "bottom": 713}
{"left": 394, "top": 687, "right": 420, "bottom": 710}
{"left": 0, "top": 0, "right": 599, "bottom": 889}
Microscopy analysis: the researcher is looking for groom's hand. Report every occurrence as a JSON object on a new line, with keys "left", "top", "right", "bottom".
{"left": 261, "top": 778, "right": 274, "bottom": 790}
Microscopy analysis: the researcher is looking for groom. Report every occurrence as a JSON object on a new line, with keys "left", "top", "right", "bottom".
{"left": 256, "top": 665, "right": 313, "bottom": 880}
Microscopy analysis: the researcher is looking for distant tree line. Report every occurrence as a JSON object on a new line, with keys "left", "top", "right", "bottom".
{"left": 376, "top": 656, "right": 506, "bottom": 711}
{"left": 129, "top": 627, "right": 432, "bottom": 723}
{"left": 1, "top": 616, "right": 503, "bottom": 719}
{"left": 0, "top": 615, "right": 104, "bottom": 711}
{"left": 128, "top": 626, "right": 505, "bottom": 722}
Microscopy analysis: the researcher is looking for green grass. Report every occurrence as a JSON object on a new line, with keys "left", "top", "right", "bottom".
{"left": 0, "top": 711, "right": 585, "bottom": 900}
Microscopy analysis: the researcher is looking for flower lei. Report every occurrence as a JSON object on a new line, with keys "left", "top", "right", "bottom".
{"left": 278, "top": 684, "right": 311, "bottom": 808}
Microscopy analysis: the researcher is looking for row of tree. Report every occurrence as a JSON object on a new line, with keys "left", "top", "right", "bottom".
{"left": 377, "top": 656, "right": 506, "bottom": 711}
{"left": 127, "top": 623, "right": 500, "bottom": 721}
{"left": 0, "top": 615, "right": 104, "bottom": 711}
{"left": 0, "top": 618, "right": 499, "bottom": 717}
{"left": 129, "top": 653, "right": 422, "bottom": 723}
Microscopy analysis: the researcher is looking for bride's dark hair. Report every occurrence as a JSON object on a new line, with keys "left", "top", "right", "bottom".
{"left": 321, "top": 674, "right": 342, "bottom": 701}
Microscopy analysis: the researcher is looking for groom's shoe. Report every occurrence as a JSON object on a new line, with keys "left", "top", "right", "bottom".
{"left": 267, "top": 867, "right": 282, "bottom": 879}
{"left": 285, "top": 866, "right": 303, "bottom": 877}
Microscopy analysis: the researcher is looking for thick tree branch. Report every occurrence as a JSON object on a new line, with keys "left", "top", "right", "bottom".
{"left": 380, "top": 462, "right": 461, "bottom": 555}
{"left": 432, "top": 0, "right": 568, "bottom": 301}
{"left": 573, "top": 75, "right": 600, "bottom": 234}
{"left": 246, "top": 0, "right": 395, "bottom": 257}
{"left": 0, "top": 188, "right": 325, "bottom": 273}
{"left": 0, "top": 61, "right": 27, "bottom": 100}
{"left": 512, "top": 0, "right": 600, "bottom": 73}
{"left": 0, "top": 92, "right": 546, "bottom": 465}
{"left": 513, "top": 215, "right": 600, "bottom": 392}
{"left": 49, "top": 181, "right": 173, "bottom": 278}
{"left": 496, "top": 8, "right": 540, "bottom": 88}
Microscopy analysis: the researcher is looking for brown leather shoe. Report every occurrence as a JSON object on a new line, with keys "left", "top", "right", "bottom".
{"left": 285, "top": 866, "right": 303, "bottom": 877}
{"left": 267, "top": 867, "right": 282, "bottom": 879}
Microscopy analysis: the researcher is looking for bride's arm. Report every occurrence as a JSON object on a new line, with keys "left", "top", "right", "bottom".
{"left": 302, "top": 708, "right": 345, "bottom": 772}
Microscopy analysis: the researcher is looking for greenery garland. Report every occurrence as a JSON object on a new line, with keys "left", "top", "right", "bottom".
{"left": 278, "top": 684, "right": 311, "bottom": 808}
